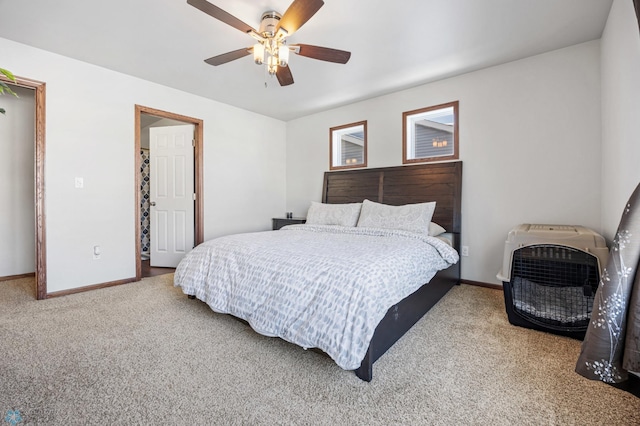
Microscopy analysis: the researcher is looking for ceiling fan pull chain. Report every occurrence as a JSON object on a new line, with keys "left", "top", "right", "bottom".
{"left": 264, "top": 64, "right": 269, "bottom": 88}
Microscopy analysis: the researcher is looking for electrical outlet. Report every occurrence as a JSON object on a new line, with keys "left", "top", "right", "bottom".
{"left": 75, "top": 177, "right": 84, "bottom": 189}
{"left": 461, "top": 246, "right": 469, "bottom": 257}
{"left": 93, "top": 245, "right": 101, "bottom": 260}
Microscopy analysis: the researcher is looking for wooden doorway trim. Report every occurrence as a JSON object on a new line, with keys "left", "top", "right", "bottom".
{"left": 1, "top": 75, "right": 47, "bottom": 299}
{"left": 134, "top": 105, "right": 204, "bottom": 280}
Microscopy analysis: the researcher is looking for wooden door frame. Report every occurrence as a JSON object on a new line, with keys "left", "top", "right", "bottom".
{"left": 0, "top": 75, "right": 47, "bottom": 299}
{"left": 134, "top": 105, "right": 204, "bottom": 280}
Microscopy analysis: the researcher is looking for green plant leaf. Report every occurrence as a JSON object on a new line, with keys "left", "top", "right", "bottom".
{"left": 0, "top": 80, "right": 18, "bottom": 97}
{"left": 0, "top": 68, "right": 19, "bottom": 116}
{"left": 0, "top": 68, "right": 17, "bottom": 82}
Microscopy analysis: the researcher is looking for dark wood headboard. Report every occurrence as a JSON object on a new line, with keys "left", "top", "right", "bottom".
{"left": 322, "top": 161, "right": 462, "bottom": 234}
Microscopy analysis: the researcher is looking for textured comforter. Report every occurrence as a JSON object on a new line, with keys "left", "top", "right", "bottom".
{"left": 174, "top": 224, "right": 459, "bottom": 370}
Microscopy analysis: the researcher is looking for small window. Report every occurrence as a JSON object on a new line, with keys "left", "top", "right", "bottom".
{"left": 403, "top": 101, "right": 458, "bottom": 164}
{"left": 330, "top": 121, "right": 367, "bottom": 170}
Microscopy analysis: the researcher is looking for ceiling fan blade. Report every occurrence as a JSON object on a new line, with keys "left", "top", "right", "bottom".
{"left": 275, "top": 0, "right": 324, "bottom": 36}
{"left": 294, "top": 44, "right": 351, "bottom": 64}
{"left": 204, "top": 48, "right": 252, "bottom": 66}
{"left": 276, "top": 65, "right": 294, "bottom": 86}
{"left": 187, "top": 0, "right": 257, "bottom": 34}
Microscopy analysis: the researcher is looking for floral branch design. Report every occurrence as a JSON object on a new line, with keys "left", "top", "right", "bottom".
{"left": 584, "top": 229, "right": 632, "bottom": 383}
{"left": 4, "top": 410, "right": 22, "bottom": 426}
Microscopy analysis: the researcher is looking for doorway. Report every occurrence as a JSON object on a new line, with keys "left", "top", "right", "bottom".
{"left": 134, "top": 105, "right": 203, "bottom": 280}
{"left": 0, "top": 75, "right": 46, "bottom": 299}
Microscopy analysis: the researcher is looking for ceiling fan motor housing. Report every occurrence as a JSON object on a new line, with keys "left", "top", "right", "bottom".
{"left": 259, "top": 11, "right": 282, "bottom": 37}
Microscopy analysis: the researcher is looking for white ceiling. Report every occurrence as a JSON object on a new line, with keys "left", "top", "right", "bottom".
{"left": 0, "top": 0, "right": 613, "bottom": 121}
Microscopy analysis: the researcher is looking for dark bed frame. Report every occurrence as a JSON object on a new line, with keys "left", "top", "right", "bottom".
{"left": 189, "top": 161, "right": 462, "bottom": 381}
{"left": 321, "top": 161, "right": 462, "bottom": 381}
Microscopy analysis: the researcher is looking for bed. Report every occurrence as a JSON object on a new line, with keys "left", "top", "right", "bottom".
{"left": 175, "top": 161, "right": 462, "bottom": 381}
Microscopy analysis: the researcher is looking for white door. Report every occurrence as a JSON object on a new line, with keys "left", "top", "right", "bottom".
{"left": 150, "top": 124, "right": 195, "bottom": 267}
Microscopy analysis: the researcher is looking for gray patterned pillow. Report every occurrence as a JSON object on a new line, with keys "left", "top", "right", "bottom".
{"left": 429, "top": 222, "right": 447, "bottom": 237}
{"left": 306, "top": 202, "right": 363, "bottom": 227}
{"left": 357, "top": 199, "right": 436, "bottom": 235}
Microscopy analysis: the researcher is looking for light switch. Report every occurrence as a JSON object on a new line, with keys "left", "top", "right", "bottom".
{"left": 75, "top": 177, "right": 84, "bottom": 188}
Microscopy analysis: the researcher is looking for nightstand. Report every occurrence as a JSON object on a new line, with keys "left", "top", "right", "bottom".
{"left": 272, "top": 217, "right": 306, "bottom": 230}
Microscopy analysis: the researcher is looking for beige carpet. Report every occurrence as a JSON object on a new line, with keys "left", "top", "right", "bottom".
{"left": 1, "top": 276, "right": 638, "bottom": 425}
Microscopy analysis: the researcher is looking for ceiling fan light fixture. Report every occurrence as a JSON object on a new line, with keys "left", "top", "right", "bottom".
{"left": 253, "top": 43, "right": 265, "bottom": 65}
{"left": 268, "top": 55, "right": 279, "bottom": 75}
{"left": 189, "top": 0, "right": 351, "bottom": 86}
{"left": 278, "top": 45, "right": 290, "bottom": 66}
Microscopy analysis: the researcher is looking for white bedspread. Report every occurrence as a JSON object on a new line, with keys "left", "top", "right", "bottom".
{"left": 174, "top": 224, "right": 459, "bottom": 370}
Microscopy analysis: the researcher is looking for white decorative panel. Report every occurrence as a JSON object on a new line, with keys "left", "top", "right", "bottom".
{"left": 156, "top": 156, "right": 168, "bottom": 198}
{"left": 174, "top": 155, "right": 186, "bottom": 198}
{"left": 174, "top": 211, "right": 186, "bottom": 252}
{"left": 158, "top": 135, "right": 168, "bottom": 148}
{"left": 175, "top": 134, "right": 186, "bottom": 148}
{"left": 156, "top": 210, "right": 168, "bottom": 252}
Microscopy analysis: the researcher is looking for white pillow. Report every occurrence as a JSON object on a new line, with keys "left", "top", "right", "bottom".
{"left": 305, "top": 202, "right": 362, "bottom": 227}
{"left": 356, "top": 199, "right": 436, "bottom": 235}
{"left": 429, "top": 222, "right": 447, "bottom": 237}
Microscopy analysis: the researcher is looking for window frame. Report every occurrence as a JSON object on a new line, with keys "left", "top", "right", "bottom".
{"left": 329, "top": 120, "right": 368, "bottom": 170}
{"left": 402, "top": 101, "right": 459, "bottom": 164}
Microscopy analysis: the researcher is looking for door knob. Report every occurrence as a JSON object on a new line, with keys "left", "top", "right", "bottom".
{"left": 150, "top": 202, "right": 156, "bottom": 206}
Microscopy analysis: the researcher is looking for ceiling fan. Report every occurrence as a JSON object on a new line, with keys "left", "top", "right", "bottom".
{"left": 187, "top": 0, "right": 351, "bottom": 86}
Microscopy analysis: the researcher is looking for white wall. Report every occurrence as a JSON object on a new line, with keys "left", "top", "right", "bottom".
{"left": 600, "top": 0, "right": 640, "bottom": 240}
{"left": 1, "top": 29, "right": 616, "bottom": 290}
{"left": 1, "top": 37, "right": 286, "bottom": 293}
{"left": 0, "top": 85, "right": 35, "bottom": 276}
{"left": 286, "top": 41, "right": 602, "bottom": 285}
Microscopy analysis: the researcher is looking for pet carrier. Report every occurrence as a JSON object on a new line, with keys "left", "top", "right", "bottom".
{"left": 497, "top": 224, "right": 609, "bottom": 339}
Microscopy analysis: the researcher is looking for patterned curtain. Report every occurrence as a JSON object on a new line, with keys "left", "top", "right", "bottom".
{"left": 576, "top": 182, "right": 640, "bottom": 383}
